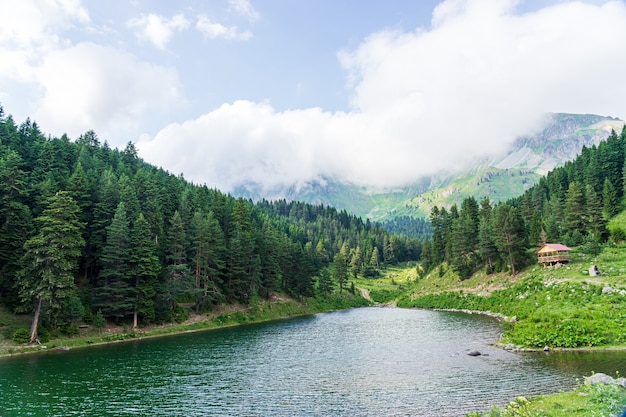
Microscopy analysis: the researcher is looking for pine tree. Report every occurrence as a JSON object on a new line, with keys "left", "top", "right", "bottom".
{"left": 491, "top": 204, "right": 527, "bottom": 276}
{"left": 93, "top": 308, "right": 106, "bottom": 333}
{"left": 190, "top": 211, "right": 225, "bottom": 312}
{"left": 17, "top": 191, "right": 85, "bottom": 342}
{"left": 350, "top": 246, "right": 363, "bottom": 278}
{"left": 420, "top": 239, "right": 433, "bottom": 272}
{"left": 96, "top": 202, "right": 133, "bottom": 321}
{"left": 383, "top": 236, "right": 396, "bottom": 266}
{"left": 477, "top": 198, "right": 498, "bottom": 274}
{"left": 333, "top": 243, "right": 349, "bottom": 294}
{"left": 449, "top": 197, "right": 480, "bottom": 279}
{"left": 584, "top": 184, "right": 606, "bottom": 241}
{"left": 0, "top": 148, "right": 33, "bottom": 306}
{"left": 564, "top": 182, "right": 586, "bottom": 237}
{"left": 602, "top": 178, "right": 619, "bottom": 219}
{"left": 257, "top": 224, "right": 282, "bottom": 298}
{"left": 165, "top": 211, "right": 193, "bottom": 312}
{"left": 129, "top": 213, "right": 160, "bottom": 327}
{"left": 317, "top": 268, "right": 333, "bottom": 295}
{"left": 369, "top": 246, "right": 380, "bottom": 270}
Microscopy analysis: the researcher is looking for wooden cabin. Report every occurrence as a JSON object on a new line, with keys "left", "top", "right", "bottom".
{"left": 537, "top": 243, "right": 572, "bottom": 267}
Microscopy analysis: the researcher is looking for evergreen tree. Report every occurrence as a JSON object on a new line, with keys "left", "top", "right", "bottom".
{"left": 227, "top": 199, "right": 259, "bottom": 302}
{"left": 449, "top": 197, "right": 479, "bottom": 279}
{"left": 0, "top": 148, "right": 33, "bottom": 306}
{"left": 129, "top": 213, "right": 160, "bottom": 327}
{"left": 602, "top": 177, "right": 619, "bottom": 219}
{"left": 491, "top": 204, "right": 527, "bottom": 276}
{"left": 477, "top": 198, "right": 498, "bottom": 274}
{"left": 190, "top": 211, "right": 225, "bottom": 312}
{"left": 93, "top": 308, "right": 106, "bottom": 333}
{"left": 383, "top": 236, "right": 396, "bottom": 265}
{"left": 564, "top": 182, "right": 586, "bottom": 236}
{"left": 430, "top": 207, "right": 446, "bottom": 266}
{"left": 584, "top": 184, "right": 606, "bottom": 241}
{"left": 315, "top": 240, "right": 329, "bottom": 266}
{"left": 420, "top": 239, "right": 433, "bottom": 272}
{"left": 333, "top": 243, "right": 349, "bottom": 294}
{"left": 350, "top": 246, "right": 364, "bottom": 278}
{"left": 257, "top": 224, "right": 282, "bottom": 298}
{"left": 164, "top": 211, "right": 193, "bottom": 313}
{"left": 317, "top": 268, "right": 333, "bottom": 295}
{"left": 369, "top": 246, "right": 380, "bottom": 270}
{"left": 96, "top": 202, "right": 133, "bottom": 321}
{"left": 17, "top": 191, "right": 85, "bottom": 342}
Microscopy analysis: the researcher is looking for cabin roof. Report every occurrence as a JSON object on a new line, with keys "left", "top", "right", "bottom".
{"left": 537, "top": 243, "right": 572, "bottom": 254}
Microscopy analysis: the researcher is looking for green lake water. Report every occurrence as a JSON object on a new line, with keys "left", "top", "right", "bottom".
{"left": 1, "top": 307, "right": 625, "bottom": 416}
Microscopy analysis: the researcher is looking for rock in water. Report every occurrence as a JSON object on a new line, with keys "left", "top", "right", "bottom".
{"left": 467, "top": 351, "right": 481, "bottom": 357}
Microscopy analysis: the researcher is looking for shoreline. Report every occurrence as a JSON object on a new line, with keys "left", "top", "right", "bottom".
{"left": 0, "top": 294, "right": 371, "bottom": 359}
{"left": 4, "top": 302, "right": 626, "bottom": 360}
{"left": 432, "top": 307, "right": 626, "bottom": 353}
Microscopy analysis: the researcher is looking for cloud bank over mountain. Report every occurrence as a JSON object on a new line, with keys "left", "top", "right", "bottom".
{"left": 139, "top": 0, "right": 626, "bottom": 191}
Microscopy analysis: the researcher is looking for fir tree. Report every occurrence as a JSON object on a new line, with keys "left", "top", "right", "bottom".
{"left": 96, "top": 202, "right": 133, "bottom": 321}
{"left": 165, "top": 211, "right": 193, "bottom": 313}
{"left": 333, "top": 243, "right": 350, "bottom": 294}
{"left": 17, "top": 191, "right": 85, "bottom": 343}
{"left": 602, "top": 178, "right": 619, "bottom": 219}
{"left": 129, "top": 213, "right": 160, "bottom": 327}
{"left": 491, "top": 204, "right": 527, "bottom": 276}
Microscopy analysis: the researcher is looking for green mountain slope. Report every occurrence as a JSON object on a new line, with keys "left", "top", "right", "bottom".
{"left": 236, "top": 113, "right": 623, "bottom": 221}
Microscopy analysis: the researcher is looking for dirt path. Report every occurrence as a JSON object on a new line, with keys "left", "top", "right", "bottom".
{"left": 359, "top": 288, "right": 373, "bottom": 302}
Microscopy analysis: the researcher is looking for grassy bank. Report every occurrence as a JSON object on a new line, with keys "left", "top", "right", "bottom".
{"left": 468, "top": 379, "right": 626, "bottom": 417}
{"left": 392, "top": 244, "right": 626, "bottom": 349}
{"left": 0, "top": 292, "right": 370, "bottom": 358}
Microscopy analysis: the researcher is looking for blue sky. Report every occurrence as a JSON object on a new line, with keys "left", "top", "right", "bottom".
{"left": 1, "top": 0, "right": 626, "bottom": 192}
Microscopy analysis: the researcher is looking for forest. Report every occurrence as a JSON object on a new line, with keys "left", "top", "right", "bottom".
{"left": 421, "top": 125, "right": 626, "bottom": 279}
{"left": 0, "top": 104, "right": 421, "bottom": 342}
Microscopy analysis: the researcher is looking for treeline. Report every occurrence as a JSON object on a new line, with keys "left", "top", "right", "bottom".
{"left": 379, "top": 215, "right": 433, "bottom": 240}
{"left": 421, "top": 126, "right": 626, "bottom": 279}
{"left": 0, "top": 105, "right": 420, "bottom": 340}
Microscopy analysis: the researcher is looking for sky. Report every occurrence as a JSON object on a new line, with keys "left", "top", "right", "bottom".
{"left": 1, "top": 0, "right": 626, "bottom": 192}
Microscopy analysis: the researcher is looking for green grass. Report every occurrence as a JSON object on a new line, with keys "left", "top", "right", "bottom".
{"left": 468, "top": 380, "right": 626, "bottom": 417}
{"left": 352, "top": 263, "right": 419, "bottom": 303}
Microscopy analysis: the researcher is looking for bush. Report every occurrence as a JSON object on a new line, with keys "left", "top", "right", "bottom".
{"left": 610, "top": 226, "right": 626, "bottom": 242}
{"left": 12, "top": 328, "right": 30, "bottom": 344}
{"left": 38, "top": 327, "right": 50, "bottom": 343}
{"left": 63, "top": 325, "right": 79, "bottom": 337}
{"left": 579, "top": 238, "right": 603, "bottom": 257}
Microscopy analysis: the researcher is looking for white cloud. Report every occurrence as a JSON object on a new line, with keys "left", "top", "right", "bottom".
{"left": 196, "top": 15, "right": 253, "bottom": 40}
{"left": 140, "top": 0, "right": 626, "bottom": 192}
{"left": 127, "top": 13, "right": 190, "bottom": 50}
{"left": 0, "top": 0, "right": 90, "bottom": 48}
{"left": 228, "top": 0, "right": 260, "bottom": 21}
{"left": 32, "top": 42, "right": 184, "bottom": 142}
{"left": 0, "top": 1, "right": 185, "bottom": 145}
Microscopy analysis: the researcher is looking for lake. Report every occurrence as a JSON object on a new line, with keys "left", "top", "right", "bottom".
{"left": 1, "top": 307, "right": 625, "bottom": 416}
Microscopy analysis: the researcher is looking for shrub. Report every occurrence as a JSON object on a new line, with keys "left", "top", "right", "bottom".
{"left": 64, "top": 325, "right": 79, "bottom": 337}
{"left": 93, "top": 309, "right": 106, "bottom": 331}
{"left": 38, "top": 327, "right": 50, "bottom": 343}
{"left": 12, "top": 328, "right": 30, "bottom": 344}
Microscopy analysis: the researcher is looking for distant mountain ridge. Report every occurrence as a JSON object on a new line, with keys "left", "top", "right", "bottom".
{"left": 234, "top": 113, "right": 624, "bottom": 221}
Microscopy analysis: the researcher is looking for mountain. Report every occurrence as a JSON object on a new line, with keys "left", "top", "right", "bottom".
{"left": 234, "top": 113, "right": 624, "bottom": 221}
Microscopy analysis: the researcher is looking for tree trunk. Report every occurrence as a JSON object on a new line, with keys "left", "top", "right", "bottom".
{"left": 508, "top": 248, "right": 516, "bottom": 276}
{"left": 133, "top": 309, "right": 138, "bottom": 329}
{"left": 29, "top": 297, "right": 43, "bottom": 343}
